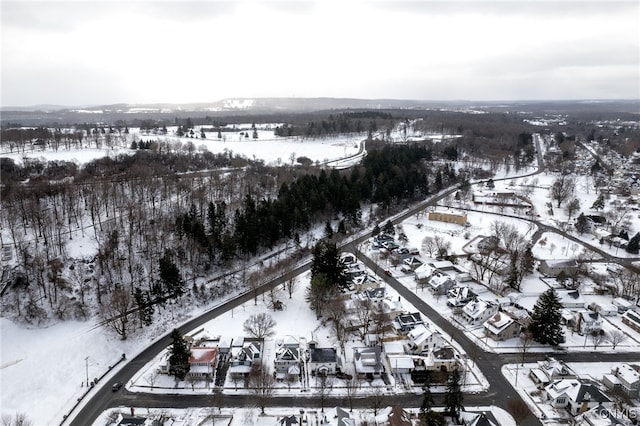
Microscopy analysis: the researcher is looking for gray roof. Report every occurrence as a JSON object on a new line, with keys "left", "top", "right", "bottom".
{"left": 310, "top": 347, "right": 337, "bottom": 363}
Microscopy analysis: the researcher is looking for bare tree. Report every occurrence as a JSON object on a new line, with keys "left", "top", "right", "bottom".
{"left": 326, "top": 297, "right": 347, "bottom": 352}
{"left": 316, "top": 373, "right": 333, "bottom": 413}
{"left": 248, "top": 362, "right": 275, "bottom": 415}
{"left": 590, "top": 330, "right": 605, "bottom": 349}
{"left": 266, "top": 285, "right": 284, "bottom": 311}
{"left": 145, "top": 370, "right": 159, "bottom": 389}
{"left": 370, "top": 386, "right": 386, "bottom": 416}
{"left": 344, "top": 376, "right": 361, "bottom": 412}
{"left": 100, "top": 285, "right": 133, "bottom": 340}
{"left": 518, "top": 331, "right": 534, "bottom": 366}
{"left": 285, "top": 276, "right": 297, "bottom": 299}
{"left": 550, "top": 174, "right": 575, "bottom": 208}
{"left": 243, "top": 313, "right": 276, "bottom": 341}
{"left": 421, "top": 236, "right": 437, "bottom": 258}
{"left": 354, "top": 298, "right": 374, "bottom": 338}
{"left": 187, "top": 373, "right": 199, "bottom": 391}
{"left": 606, "top": 330, "right": 627, "bottom": 350}
{"left": 433, "top": 234, "right": 452, "bottom": 257}
{"left": 565, "top": 198, "right": 581, "bottom": 220}
{"left": 0, "top": 413, "right": 32, "bottom": 426}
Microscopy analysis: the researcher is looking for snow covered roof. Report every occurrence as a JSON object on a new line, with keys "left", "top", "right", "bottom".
{"left": 462, "top": 299, "right": 494, "bottom": 319}
{"left": 382, "top": 341, "right": 405, "bottom": 355}
{"left": 387, "top": 355, "right": 415, "bottom": 370}
{"left": 612, "top": 363, "right": 640, "bottom": 385}
{"left": 189, "top": 347, "right": 218, "bottom": 365}
{"left": 546, "top": 379, "right": 610, "bottom": 404}
{"left": 483, "top": 312, "right": 516, "bottom": 334}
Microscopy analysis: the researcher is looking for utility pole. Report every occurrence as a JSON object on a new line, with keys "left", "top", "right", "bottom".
{"left": 85, "top": 356, "right": 89, "bottom": 387}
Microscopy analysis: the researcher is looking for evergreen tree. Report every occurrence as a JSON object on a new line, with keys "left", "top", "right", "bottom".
{"left": 324, "top": 221, "right": 334, "bottom": 239}
{"left": 530, "top": 289, "right": 565, "bottom": 345}
{"left": 444, "top": 369, "right": 463, "bottom": 423}
{"left": 591, "top": 193, "right": 605, "bottom": 211}
{"left": 371, "top": 223, "right": 381, "bottom": 238}
{"left": 168, "top": 328, "right": 191, "bottom": 381}
{"left": 575, "top": 213, "right": 589, "bottom": 234}
{"left": 383, "top": 220, "right": 395, "bottom": 236}
{"left": 133, "top": 287, "right": 154, "bottom": 326}
{"left": 311, "top": 240, "right": 347, "bottom": 289}
{"left": 159, "top": 250, "right": 184, "bottom": 298}
{"left": 626, "top": 232, "right": 640, "bottom": 254}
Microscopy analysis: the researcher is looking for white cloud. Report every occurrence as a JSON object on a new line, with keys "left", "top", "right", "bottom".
{"left": 1, "top": 0, "right": 638, "bottom": 106}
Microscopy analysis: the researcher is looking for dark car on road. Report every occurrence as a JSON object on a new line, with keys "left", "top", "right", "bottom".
{"left": 111, "top": 381, "right": 123, "bottom": 392}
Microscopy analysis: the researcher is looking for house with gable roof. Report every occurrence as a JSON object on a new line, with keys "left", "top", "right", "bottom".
{"left": 621, "top": 310, "right": 640, "bottom": 333}
{"left": 308, "top": 345, "right": 339, "bottom": 376}
{"left": 447, "top": 286, "right": 477, "bottom": 308}
{"left": 393, "top": 312, "right": 424, "bottom": 333}
{"left": 544, "top": 379, "right": 611, "bottom": 416}
{"left": 575, "top": 311, "right": 603, "bottom": 334}
{"left": 188, "top": 346, "right": 218, "bottom": 378}
{"left": 353, "top": 346, "right": 384, "bottom": 378}
{"left": 529, "top": 356, "right": 576, "bottom": 387}
{"left": 557, "top": 290, "right": 587, "bottom": 310}
{"left": 404, "top": 324, "right": 446, "bottom": 355}
{"left": 427, "top": 273, "right": 457, "bottom": 296}
{"left": 483, "top": 312, "right": 521, "bottom": 341}
{"left": 461, "top": 299, "right": 498, "bottom": 326}
{"left": 273, "top": 345, "right": 300, "bottom": 380}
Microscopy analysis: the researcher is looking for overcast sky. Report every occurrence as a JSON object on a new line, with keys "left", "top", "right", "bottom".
{"left": 1, "top": 1, "right": 638, "bottom": 107}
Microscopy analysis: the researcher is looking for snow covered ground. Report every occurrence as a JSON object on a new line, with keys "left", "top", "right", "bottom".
{"left": 2, "top": 131, "right": 640, "bottom": 425}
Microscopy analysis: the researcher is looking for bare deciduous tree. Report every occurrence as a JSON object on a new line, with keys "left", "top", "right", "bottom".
{"left": 100, "top": 285, "right": 133, "bottom": 340}
{"left": 606, "top": 330, "right": 627, "bottom": 350}
{"left": 243, "top": 313, "right": 276, "bottom": 341}
{"left": 248, "top": 362, "right": 275, "bottom": 415}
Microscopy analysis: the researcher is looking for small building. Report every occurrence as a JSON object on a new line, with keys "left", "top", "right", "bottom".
{"left": 428, "top": 210, "right": 468, "bottom": 226}
{"left": 273, "top": 346, "right": 300, "bottom": 378}
{"left": 427, "top": 273, "right": 457, "bottom": 296}
{"left": 529, "top": 357, "right": 576, "bottom": 387}
{"left": 483, "top": 312, "right": 521, "bottom": 341}
{"left": 621, "top": 310, "right": 640, "bottom": 333}
{"left": 602, "top": 363, "right": 640, "bottom": 398}
{"left": 539, "top": 259, "right": 579, "bottom": 277}
{"left": 447, "top": 286, "right": 477, "bottom": 308}
{"left": 424, "top": 346, "right": 461, "bottom": 372}
{"left": 387, "top": 354, "right": 415, "bottom": 375}
{"left": 613, "top": 297, "right": 635, "bottom": 313}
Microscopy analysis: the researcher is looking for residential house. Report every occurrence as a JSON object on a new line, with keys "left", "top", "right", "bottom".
{"left": 603, "top": 364, "right": 640, "bottom": 398}
{"left": 575, "top": 311, "right": 603, "bottom": 334}
{"left": 447, "top": 286, "right": 477, "bottom": 308}
{"left": 461, "top": 299, "right": 498, "bottom": 326}
{"left": 387, "top": 354, "right": 415, "bottom": 375}
{"left": 529, "top": 357, "right": 576, "bottom": 387}
{"left": 557, "top": 290, "right": 587, "bottom": 310}
{"left": 612, "top": 297, "right": 634, "bottom": 313}
{"left": 393, "top": 312, "right": 424, "bottom": 333}
{"left": 483, "top": 312, "right": 521, "bottom": 341}
{"left": 227, "top": 342, "right": 261, "bottom": 380}
{"left": 544, "top": 379, "right": 611, "bottom": 416}
{"left": 273, "top": 346, "right": 300, "bottom": 380}
{"left": 539, "top": 259, "right": 579, "bottom": 277}
{"left": 427, "top": 273, "right": 457, "bottom": 296}
{"left": 428, "top": 210, "right": 467, "bottom": 226}
{"left": 621, "top": 310, "right": 640, "bottom": 333}
{"left": 592, "top": 303, "right": 618, "bottom": 317}
{"left": 188, "top": 346, "right": 218, "bottom": 378}
{"left": 405, "top": 324, "right": 446, "bottom": 355}
{"left": 422, "top": 346, "right": 461, "bottom": 372}
{"left": 402, "top": 256, "right": 423, "bottom": 271}
{"left": 414, "top": 263, "right": 436, "bottom": 286}
{"left": 308, "top": 346, "right": 339, "bottom": 376}
{"left": 353, "top": 346, "right": 384, "bottom": 379}
{"left": 352, "top": 274, "right": 379, "bottom": 292}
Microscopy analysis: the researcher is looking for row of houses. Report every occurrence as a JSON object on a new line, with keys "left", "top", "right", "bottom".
{"left": 529, "top": 357, "right": 640, "bottom": 422}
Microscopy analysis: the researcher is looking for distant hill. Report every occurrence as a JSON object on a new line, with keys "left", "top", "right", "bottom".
{"left": 1, "top": 97, "right": 638, "bottom": 127}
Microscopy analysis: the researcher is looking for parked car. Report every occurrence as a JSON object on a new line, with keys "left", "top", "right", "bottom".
{"left": 384, "top": 269, "right": 393, "bottom": 277}
{"left": 111, "top": 381, "right": 123, "bottom": 392}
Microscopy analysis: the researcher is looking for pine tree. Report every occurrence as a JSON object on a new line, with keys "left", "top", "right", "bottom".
{"left": 591, "top": 193, "right": 605, "bottom": 211}
{"left": 444, "top": 369, "right": 463, "bottom": 423}
{"left": 626, "top": 232, "right": 640, "bottom": 254}
{"left": 159, "top": 250, "right": 184, "bottom": 298}
{"left": 530, "top": 289, "right": 565, "bottom": 345}
{"left": 575, "top": 213, "right": 589, "bottom": 234}
{"left": 168, "top": 328, "right": 191, "bottom": 381}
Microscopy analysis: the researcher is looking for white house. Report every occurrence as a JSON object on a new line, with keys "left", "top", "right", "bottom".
{"left": 575, "top": 311, "right": 603, "bottom": 334}
{"left": 461, "top": 299, "right": 498, "bottom": 326}
{"left": 545, "top": 379, "right": 611, "bottom": 416}
{"left": 529, "top": 357, "right": 576, "bottom": 387}
{"left": 483, "top": 312, "right": 521, "bottom": 341}
{"left": 405, "top": 324, "right": 446, "bottom": 355}
{"left": 603, "top": 364, "right": 640, "bottom": 398}
{"left": 557, "top": 290, "right": 587, "bottom": 310}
